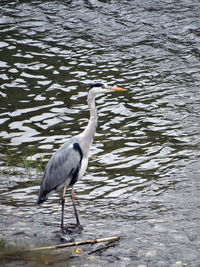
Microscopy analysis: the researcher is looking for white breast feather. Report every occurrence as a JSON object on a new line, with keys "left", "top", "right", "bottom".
{"left": 78, "top": 157, "right": 88, "bottom": 179}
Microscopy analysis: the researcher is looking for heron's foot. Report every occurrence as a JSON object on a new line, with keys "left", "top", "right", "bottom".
{"left": 61, "top": 223, "right": 83, "bottom": 234}
{"left": 59, "top": 233, "right": 75, "bottom": 242}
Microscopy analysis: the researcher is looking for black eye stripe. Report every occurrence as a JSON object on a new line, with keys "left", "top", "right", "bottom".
{"left": 89, "top": 82, "right": 105, "bottom": 91}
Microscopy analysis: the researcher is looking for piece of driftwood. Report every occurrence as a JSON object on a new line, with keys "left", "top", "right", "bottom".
{"left": 88, "top": 241, "right": 117, "bottom": 254}
{"left": 27, "top": 236, "right": 120, "bottom": 252}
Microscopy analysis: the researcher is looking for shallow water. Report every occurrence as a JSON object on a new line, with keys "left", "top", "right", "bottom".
{"left": 1, "top": 0, "right": 200, "bottom": 266}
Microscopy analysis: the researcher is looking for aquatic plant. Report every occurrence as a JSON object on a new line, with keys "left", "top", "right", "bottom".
{"left": 1, "top": 145, "right": 45, "bottom": 179}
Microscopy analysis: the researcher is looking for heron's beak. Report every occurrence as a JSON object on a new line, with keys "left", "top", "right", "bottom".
{"left": 109, "top": 86, "right": 127, "bottom": 92}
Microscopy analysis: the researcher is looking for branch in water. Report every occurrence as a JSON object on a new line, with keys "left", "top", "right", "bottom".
{"left": 27, "top": 236, "right": 120, "bottom": 252}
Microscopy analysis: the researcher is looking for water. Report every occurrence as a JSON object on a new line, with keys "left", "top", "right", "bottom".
{"left": 1, "top": 0, "right": 200, "bottom": 266}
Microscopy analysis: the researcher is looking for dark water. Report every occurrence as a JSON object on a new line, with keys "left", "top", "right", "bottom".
{"left": 1, "top": 0, "right": 200, "bottom": 266}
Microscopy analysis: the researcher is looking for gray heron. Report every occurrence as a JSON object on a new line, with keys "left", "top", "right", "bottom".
{"left": 37, "top": 82, "right": 126, "bottom": 233}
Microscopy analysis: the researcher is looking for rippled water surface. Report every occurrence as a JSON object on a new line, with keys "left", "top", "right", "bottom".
{"left": 1, "top": 0, "right": 200, "bottom": 266}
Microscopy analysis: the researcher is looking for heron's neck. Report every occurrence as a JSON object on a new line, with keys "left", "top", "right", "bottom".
{"left": 79, "top": 92, "right": 98, "bottom": 156}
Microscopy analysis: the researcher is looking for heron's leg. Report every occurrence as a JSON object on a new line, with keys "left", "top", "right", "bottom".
{"left": 61, "top": 186, "right": 67, "bottom": 232}
{"left": 71, "top": 185, "right": 83, "bottom": 229}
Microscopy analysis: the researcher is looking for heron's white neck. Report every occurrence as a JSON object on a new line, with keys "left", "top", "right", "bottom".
{"left": 79, "top": 91, "right": 98, "bottom": 156}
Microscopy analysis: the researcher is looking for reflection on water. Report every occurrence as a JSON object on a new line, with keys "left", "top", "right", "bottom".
{"left": 1, "top": 0, "right": 200, "bottom": 266}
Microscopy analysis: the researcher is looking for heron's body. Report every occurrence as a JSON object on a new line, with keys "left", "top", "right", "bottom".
{"left": 37, "top": 138, "right": 83, "bottom": 203}
{"left": 37, "top": 82, "right": 126, "bottom": 233}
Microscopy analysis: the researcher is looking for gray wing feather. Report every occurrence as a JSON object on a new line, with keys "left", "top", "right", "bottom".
{"left": 37, "top": 138, "right": 81, "bottom": 203}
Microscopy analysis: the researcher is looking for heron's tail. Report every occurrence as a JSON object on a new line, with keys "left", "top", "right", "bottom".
{"left": 37, "top": 196, "right": 46, "bottom": 204}
{"left": 36, "top": 185, "right": 55, "bottom": 205}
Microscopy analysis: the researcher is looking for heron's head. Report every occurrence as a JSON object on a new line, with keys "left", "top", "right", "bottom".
{"left": 89, "top": 82, "right": 126, "bottom": 95}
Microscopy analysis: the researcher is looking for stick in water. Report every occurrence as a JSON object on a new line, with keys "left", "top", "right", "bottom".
{"left": 27, "top": 236, "right": 120, "bottom": 252}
